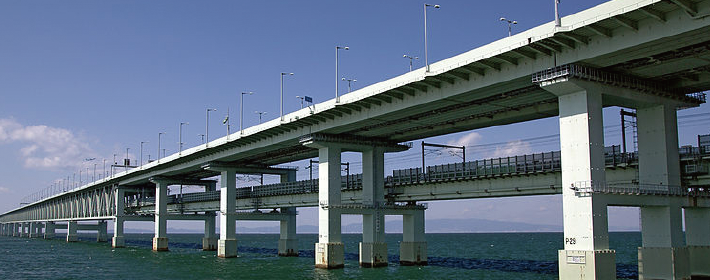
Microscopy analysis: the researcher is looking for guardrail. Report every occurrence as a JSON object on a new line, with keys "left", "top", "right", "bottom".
{"left": 571, "top": 181, "right": 710, "bottom": 197}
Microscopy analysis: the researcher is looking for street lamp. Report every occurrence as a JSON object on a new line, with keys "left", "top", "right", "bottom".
{"left": 296, "top": 96, "right": 305, "bottom": 109}
{"left": 500, "top": 17, "right": 518, "bottom": 37}
{"left": 280, "top": 73, "right": 294, "bottom": 121}
{"left": 206, "top": 108, "right": 217, "bottom": 146}
{"left": 335, "top": 46, "right": 349, "bottom": 102}
{"left": 179, "top": 122, "right": 189, "bottom": 154}
{"left": 125, "top": 147, "right": 130, "bottom": 171}
{"left": 555, "top": 0, "right": 561, "bottom": 27}
{"left": 341, "top": 77, "right": 357, "bottom": 93}
{"left": 255, "top": 111, "right": 267, "bottom": 124}
{"left": 424, "top": 3, "right": 440, "bottom": 72}
{"left": 403, "top": 54, "right": 419, "bottom": 72}
{"left": 241, "top": 91, "right": 254, "bottom": 134}
{"left": 158, "top": 132, "right": 165, "bottom": 160}
{"left": 140, "top": 141, "right": 149, "bottom": 166}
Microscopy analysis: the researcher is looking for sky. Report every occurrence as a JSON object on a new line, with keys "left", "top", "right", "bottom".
{"left": 1, "top": 0, "right": 708, "bottom": 232}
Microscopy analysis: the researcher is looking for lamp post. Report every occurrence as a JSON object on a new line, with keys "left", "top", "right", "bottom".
{"left": 555, "top": 0, "right": 561, "bottom": 27}
{"left": 241, "top": 92, "right": 254, "bottom": 134}
{"left": 341, "top": 77, "right": 357, "bottom": 93}
{"left": 500, "top": 17, "right": 517, "bottom": 37}
{"left": 403, "top": 54, "right": 419, "bottom": 72}
{"left": 102, "top": 159, "right": 106, "bottom": 179}
{"left": 179, "top": 122, "right": 189, "bottom": 154}
{"left": 255, "top": 111, "right": 267, "bottom": 124}
{"left": 280, "top": 73, "right": 294, "bottom": 121}
{"left": 335, "top": 46, "right": 349, "bottom": 102}
{"left": 125, "top": 148, "right": 130, "bottom": 170}
{"left": 158, "top": 132, "right": 165, "bottom": 160}
{"left": 206, "top": 108, "right": 217, "bottom": 146}
{"left": 424, "top": 3, "right": 440, "bottom": 72}
{"left": 296, "top": 96, "right": 305, "bottom": 109}
{"left": 140, "top": 141, "right": 149, "bottom": 166}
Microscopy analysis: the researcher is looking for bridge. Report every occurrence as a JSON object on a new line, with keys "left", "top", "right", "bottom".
{"left": 2, "top": 0, "right": 710, "bottom": 278}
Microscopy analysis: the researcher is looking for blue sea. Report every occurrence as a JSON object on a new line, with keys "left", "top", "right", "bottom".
{"left": 0, "top": 232, "right": 640, "bottom": 279}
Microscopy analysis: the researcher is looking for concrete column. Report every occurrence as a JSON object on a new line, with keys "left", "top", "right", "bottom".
{"left": 12, "top": 223, "right": 18, "bottom": 237}
{"left": 401, "top": 209, "right": 427, "bottom": 265}
{"left": 29, "top": 222, "right": 40, "bottom": 238}
{"left": 685, "top": 208, "right": 710, "bottom": 278}
{"left": 315, "top": 145, "right": 344, "bottom": 269}
{"left": 112, "top": 188, "right": 126, "bottom": 248}
{"left": 66, "top": 221, "right": 78, "bottom": 242}
{"left": 543, "top": 82, "right": 615, "bottom": 280}
{"left": 44, "top": 221, "right": 55, "bottom": 239}
{"left": 218, "top": 169, "right": 238, "bottom": 258}
{"left": 637, "top": 104, "right": 689, "bottom": 280}
{"left": 360, "top": 147, "right": 387, "bottom": 267}
{"left": 203, "top": 181, "right": 217, "bottom": 251}
{"left": 97, "top": 220, "right": 108, "bottom": 242}
{"left": 152, "top": 180, "right": 169, "bottom": 251}
{"left": 278, "top": 207, "right": 298, "bottom": 256}
{"left": 278, "top": 171, "right": 298, "bottom": 257}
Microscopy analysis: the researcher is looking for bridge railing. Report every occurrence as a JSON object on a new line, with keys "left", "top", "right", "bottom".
{"left": 571, "top": 181, "right": 710, "bottom": 197}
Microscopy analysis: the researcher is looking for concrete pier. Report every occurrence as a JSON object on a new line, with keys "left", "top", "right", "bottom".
{"left": 66, "top": 221, "right": 78, "bottom": 242}
{"left": 112, "top": 188, "right": 126, "bottom": 248}
{"left": 97, "top": 220, "right": 108, "bottom": 242}
{"left": 400, "top": 210, "right": 427, "bottom": 265}
{"left": 312, "top": 144, "right": 345, "bottom": 269}
{"left": 278, "top": 171, "right": 298, "bottom": 257}
{"left": 44, "top": 221, "right": 55, "bottom": 239}
{"left": 543, "top": 81, "right": 615, "bottom": 280}
{"left": 151, "top": 179, "right": 169, "bottom": 251}
{"left": 360, "top": 147, "right": 387, "bottom": 267}
{"left": 278, "top": 207, "right": 298, "bottom": 257}
{"left": 637, "top": 105, "right": 689, "bottom": 280}
{"left": 215, "top": 168, "right": 238, "bottom": 258}
{"left": 202, "top": 181, "right": 218, "bottom": 251}
{"left": 685, "top": 208, "right": 710, "bottom": 278}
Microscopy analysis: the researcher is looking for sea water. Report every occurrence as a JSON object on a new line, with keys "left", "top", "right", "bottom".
{"left": 0, "top": 232, "right": 640, "bottom": 279}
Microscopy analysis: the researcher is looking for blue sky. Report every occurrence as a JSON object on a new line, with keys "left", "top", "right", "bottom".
{"left": 1, "top": 0, "right": 708, "bottom": 231}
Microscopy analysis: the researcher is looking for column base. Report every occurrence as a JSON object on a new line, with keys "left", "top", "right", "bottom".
{"left": 315, "top": 242, "right": 344, "bottom": 269}
{"left": 278, "top": 238, "right": 299, "bottom": 256}
{"left": 400, "top": 241, "right": 427, "bottom": 266}
{"left": 359, "top": 242, "right": 388, "bottom": 267}
{"left": 689, "top": 246, "right": 710, "bottom": 278}
{"left": 29, "top": 233, "right": 41, "bottom": 238}
{"left": 558, "top": 249, "right": 616, "bottom": 280}
{"left": 218, "top": 239, "right": 238, "bottom": 258}
{"left": 66, "top": 235, "right": 78, "bottom": 242}
{"left": 112, "top": 236, "right": 125, "bottom": 248}
{"left": 152, "top": 237, "right": 169, "bottom": 251}
{"left": 202, "top": 237, "right": 217, "bottom": 251}
{"left": 639, "top": 247, "right": 690, "bottom": 280}
{"left": 44, "top": 233, "right": 55, "bottom": 239}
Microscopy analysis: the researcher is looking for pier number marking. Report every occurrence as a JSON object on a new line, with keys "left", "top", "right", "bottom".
{"left": 565, "top": 237, "right": 576, "bottom": 245}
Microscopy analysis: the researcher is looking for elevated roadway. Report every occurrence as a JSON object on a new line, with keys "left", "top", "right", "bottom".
{"left": 2, "top": 0, "right": 710, "bottom": 278}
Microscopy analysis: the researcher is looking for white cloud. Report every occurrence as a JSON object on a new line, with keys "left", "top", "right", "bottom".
{"left": 486, "top": 140, "right": 533, "bottom": 158}
{"left": 0, "top": 118, "right": 97, "bottom": 170}
{"left": 0, "top": 186, "right": 10, "bottom": 193}
{"left": 447, "top": 131, "right": 482, "bottom": 147}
